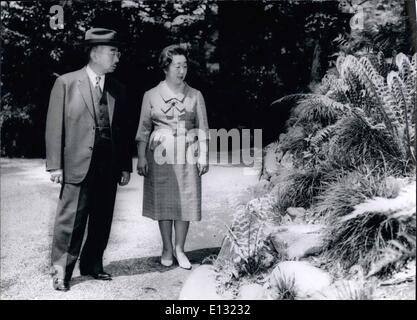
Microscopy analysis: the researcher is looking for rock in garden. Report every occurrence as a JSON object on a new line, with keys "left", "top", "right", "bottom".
{"left": 262, "top": 142, "right": 281, "bottom": 177}
{"left": 237, "top": 283, "right": 268, "bottom": 300}
{"left": 179, "top": 265, "right": 224, "bottom": 300}
{"left": 269, "top": 174, "right": 281, "bottom": 187}
{"left": 308, "top": 279, "right": 371, "bottom": 300}
{"left": 257, "top": 179, "right": 273, "bottom": 194}
{"left": 280, "top": 152, "right": 294, "bottom": 169}
{"left": 271, "top": 224, "right": 324, "bottom": 259}
{"left": 286, "top": 207, "right": 306, "bottom": 222}
{"left": 270, "top": 261, "right": 332, "bottom": 299}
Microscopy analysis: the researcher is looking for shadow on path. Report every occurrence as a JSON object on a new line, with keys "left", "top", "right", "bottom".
{"left": 71, "top": 247, "right": 220, "bottom": 286}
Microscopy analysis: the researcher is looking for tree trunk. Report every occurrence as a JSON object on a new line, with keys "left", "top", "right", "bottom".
{"left": 310, "top": 40, "right": 322, "bottom": 85}
{"left": 404, "top": 0, "right": 417, "bottom": 53}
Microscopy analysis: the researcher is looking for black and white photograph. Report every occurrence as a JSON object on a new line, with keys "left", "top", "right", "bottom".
{"left": 0, "top": 0, "right": 416, "bottom": 303}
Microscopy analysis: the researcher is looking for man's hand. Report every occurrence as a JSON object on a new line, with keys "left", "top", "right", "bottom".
{"left": 119, "top": 171, "right": 130, "bottom": 186}
{"left": 137, "top": 157, "right": 148, "bottom": 177}
{"left": 50, "top": 169, "right": 63, "bottom": 184}
{"left": 197, "top": 159, "right": 209, "bottom": 176}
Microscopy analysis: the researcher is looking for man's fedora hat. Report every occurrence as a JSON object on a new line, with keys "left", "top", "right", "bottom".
{"left": 83, "top": 28, "right": 122, "bottom": 47}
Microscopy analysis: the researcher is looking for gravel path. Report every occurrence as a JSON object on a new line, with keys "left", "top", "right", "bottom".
{"left": 0, "top": 157, "right": 259, "bottom": 300}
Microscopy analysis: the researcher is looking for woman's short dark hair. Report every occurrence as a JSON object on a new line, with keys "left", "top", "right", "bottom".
{"left": 159, "top": 44, "right": 188, "bottom": 70}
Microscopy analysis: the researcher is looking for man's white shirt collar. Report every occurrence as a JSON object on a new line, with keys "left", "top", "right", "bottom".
{"left": 86, "top": 65, "right": 105, "bottom": 91}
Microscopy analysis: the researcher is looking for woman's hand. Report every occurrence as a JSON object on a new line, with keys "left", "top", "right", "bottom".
{"left": 197, "top": 141, "right": 209, "bottom": 176}
{"left": 137, "top": 157, "right": 148, "bottom": 177}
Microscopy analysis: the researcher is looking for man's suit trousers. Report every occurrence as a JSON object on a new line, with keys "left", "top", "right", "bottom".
{"left": 51, "top": 140, "right": 118, "bottom": 281}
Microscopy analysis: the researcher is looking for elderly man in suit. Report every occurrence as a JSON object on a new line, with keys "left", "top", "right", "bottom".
{"left": 45, "top": 28, "right": 132, "bottom": 291}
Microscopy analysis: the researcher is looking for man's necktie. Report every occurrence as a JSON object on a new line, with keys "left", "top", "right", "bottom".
{"left": 95, "top": 75, "right": 102, "bottom": 100}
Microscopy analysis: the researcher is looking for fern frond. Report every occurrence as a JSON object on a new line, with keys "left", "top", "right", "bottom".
{"left": 225, "top": 223, "right": 249, "bottom": 264}
{"left": 365, "top": 51, "right": 386, "bottom": 75}
{"left": 341, "top": 55, "right": 402, "bottom": 141}
{"left": 321, "top": 73, "right": 340, "bottom": 89}
{"left": 225, "top": 196, "right": 276, "bottom": 276}
{"left": 294, "top": 95, "right": 350, "bottom": 125}
{"left": 349, "top": 107, "right": 381, "bottom": 129}
{"left": 271, "top": 94, "right": 317, "bottom": 107}
{"left": 310, "top": 123, "right": 338, "bottom": 149}
{"left": 336, "top": 54, "right": 346, "bottom": 75}
{"left": 411, "top": 53, "right": 417, "bottom": 72}
{"left": 319, "top": 73, "right": 349, "bottom": 102}
{"left": 395, "top": 53, "right": 417, "bottom": 113}
{"left": 359, "top": 56, "right": 402, "bottom": 133}
{"left": 387, "top": 71, "right": 416, "bottom": 165}
{"left": 376, "top": 51, "right": 389, "bottom": 77}
{"left": 387, "top": 71, "right": 408, "bottom": 125}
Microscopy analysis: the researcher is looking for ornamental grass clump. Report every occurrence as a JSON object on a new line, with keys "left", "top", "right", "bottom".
{"left": 322, "top": 179, "right": 415, "bottom": 275}
{"left": 312, "top": 166, "right": 407, "bottom": 221}
{"left": 269, "top": 273, "right": 297, "bottom": 300}
{"left": 273, "top": 167, "right": 329, "bottom": 215}
{"left": 327, "top": 115, "right": 406, "bottom": 170}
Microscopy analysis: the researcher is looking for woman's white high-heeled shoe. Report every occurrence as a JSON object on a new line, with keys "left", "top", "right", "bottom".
{"left": 160, "top": 252, "right": 174, "bottom": 267}
{"left": 173, "top": 251, "right": 192, "bottom": 270}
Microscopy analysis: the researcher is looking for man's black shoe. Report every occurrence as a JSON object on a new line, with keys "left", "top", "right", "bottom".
{"left": 80, "top": 271, "right": 112, "bottom": 280}
{"left": 52, "top": 276, "right": 70, "bottom": 291}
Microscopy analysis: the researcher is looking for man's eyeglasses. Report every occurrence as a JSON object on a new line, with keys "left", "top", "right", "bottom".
{"left": 109, "top": 51, "right": 121, "bottom": 59}
{"left": 102, "top": 50, "right": 121, "bottom": 59}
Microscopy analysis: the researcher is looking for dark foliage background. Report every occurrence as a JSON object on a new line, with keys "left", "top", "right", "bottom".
{"left": 1, "top": 0, "right": 415, "bottom": 157}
